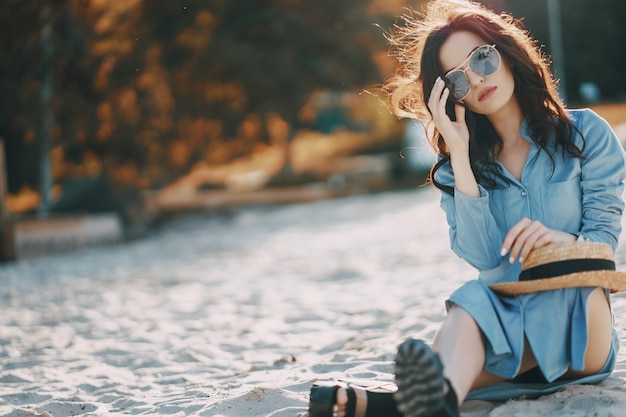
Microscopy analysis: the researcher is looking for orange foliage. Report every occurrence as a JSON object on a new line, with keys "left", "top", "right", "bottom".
{"left": 109, "top": 162, "right": 138, "bottom": 185}
{"left": 146, "top": 142, "right": 163, "bottom": 165}
{"left": 134, "top": 48, "right": 175, "bottom": 132}
{"left": 83, "top": 151, "right": 104, "bottom": 176}
{"left": 75, "top": 130, "right": 86, "bottom": 145}
{"left": 238, "top": 114, "right": 263, "bottom": 142}
{"left": 5, "top": 186, "right": 40, "bottom": 214}
{"left": 6, "top": 0, "right": 409, "bottom": 202}
{"left": 96, "top": 102, "right": 114, "bottom": 142}
{"left": 146, "top": 44, "right": 162, "bottom": 63}
{"left": 204, "top": 82, "right": 247, "bottom": 111}
{"left": 136, "top": 73, "right": 155, "bottom": 90}
{"left": 50, "top": 146, "right": 103, "bottom": 181}
{"left": 372, "top": 51, "right": 398, "bottom": 79}
{"left": 298, "top": 101, "right": 316, "bottom": 125}
{"left": 116, "top": 88, "right": 139, "bottom": 123}
{"left": 266, "top": 113, "right": 290, "bottom": 145}
{"left": 175, "top": 11, "right": 217, "bottom": 52}
{"left": 206, "top": 120, "right": 223, "bottom": 141}
{"left": 90, "top": 0, "right": 143, "bottom": 35}
{"left": 367, "top": 0, "right": 410, "bottom": 15}
{"left": 168, "top": 141, "right": 192, "bottom": 169}
{"left": 97, "top": 102, "right": 113, "bottom": 121}
{"left": 96, "top": 123, "right": 113, "bottom": 142}
{"left": 94, "top": 56, "right": 116, "bottom": 90}
{"left": 50, "top": 146, "right": 64, "bottom": 181}
{"left": 91, "top": 39, "right": 136, "bottom": 58}
{"left": 205, "top": 140, "right": 233, "bottom": 165}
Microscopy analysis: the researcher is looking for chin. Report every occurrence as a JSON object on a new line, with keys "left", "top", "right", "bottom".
{"left": 472, "top": 91, "right": 515, "bottom": 115}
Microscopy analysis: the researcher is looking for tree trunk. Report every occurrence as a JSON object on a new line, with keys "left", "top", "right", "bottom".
{"left": 38, "top": 6, "right": 54, "bottom": 219}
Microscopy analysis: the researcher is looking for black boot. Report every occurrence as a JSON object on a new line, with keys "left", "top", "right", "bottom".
{"left": 394, "top": 338, "right": 460, "bottom": 417}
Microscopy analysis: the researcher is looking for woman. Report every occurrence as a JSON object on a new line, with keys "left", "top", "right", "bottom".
{"left": 308, "top": 0, "right": 626, "bottom": 416}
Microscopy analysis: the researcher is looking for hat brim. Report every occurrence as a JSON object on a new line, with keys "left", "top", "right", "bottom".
{"left": 489, "top": 271, "right": 626, "bottom": 295}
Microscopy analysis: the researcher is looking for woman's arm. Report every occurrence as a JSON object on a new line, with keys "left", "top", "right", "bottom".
{"left": 501, "top": 109, "right": 626, "bottom": 263}
{"left": 436, "top": 164, "right": 504, "bottom": 270}
{"left": 430, "top": 79, "right": 503, "bottom": 269}
{"left": 578, "top": 109, "right": 626, "bottom": 250}
{"left": 429, "top": 78, "right": 480, "bottom": 198}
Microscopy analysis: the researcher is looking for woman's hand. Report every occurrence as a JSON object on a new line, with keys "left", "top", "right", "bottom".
{"left": 429, "top": 77, "right": 479, "bottom": 197}
{"left": 428, "top": 77, "right": 470, "bottom": 157}
{"left": 500, "top": 218, "right": 576, "bottom": 264}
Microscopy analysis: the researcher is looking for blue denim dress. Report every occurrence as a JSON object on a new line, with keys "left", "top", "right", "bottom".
{"left": 434, "top": 109, "right": 626, "bottom": 400}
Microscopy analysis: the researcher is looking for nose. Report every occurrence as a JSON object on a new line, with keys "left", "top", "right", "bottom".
{"left": 465, "top": 69, "right": 485, "bottom": 88}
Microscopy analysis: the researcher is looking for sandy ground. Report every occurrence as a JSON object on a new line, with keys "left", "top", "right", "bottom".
{"left": 2, "top": 187, "right": 626, "bottom": 417}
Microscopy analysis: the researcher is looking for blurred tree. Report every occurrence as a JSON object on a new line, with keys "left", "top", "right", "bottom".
{"left": 38, "top": 5, "right": 55, "bottom": 217}
{"left": 172, "top": 0, "right": 392, "bottom": 183}
{"left": 72, "top": 0, "right": 394, "bottom": 188}
{"left": 0, "top": 0, "right": 92, "bottom": 195}
{"left": 2, "top": 0, "right": 624, "bottom": 205}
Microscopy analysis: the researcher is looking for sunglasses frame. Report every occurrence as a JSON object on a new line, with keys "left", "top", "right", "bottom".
{"left": 443, "top": 44, "right": 501, "bottom": 101}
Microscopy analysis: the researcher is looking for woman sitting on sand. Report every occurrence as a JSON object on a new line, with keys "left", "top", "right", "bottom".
{"left": 308, "top": 0, "right": 626, "bottom": 416}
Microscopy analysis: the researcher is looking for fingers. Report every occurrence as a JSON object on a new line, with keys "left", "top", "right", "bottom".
{"left": 427, "top": 77, "right": 447, "bottom": 119}
{"left": 439, "top": 87, "right": 450, "bottom": 116}
{"left": 428, "top": 77, "right": 470, "bottom": 155}
{"left": 501, "top": 218, "right": 553, "bottom": 264}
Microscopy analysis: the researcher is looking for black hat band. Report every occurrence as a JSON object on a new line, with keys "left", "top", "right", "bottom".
{"left": 519, "top": 259, "right": 616, "bottom": 282}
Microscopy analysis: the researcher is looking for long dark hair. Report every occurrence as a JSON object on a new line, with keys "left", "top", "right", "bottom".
{"left": 384, "top": 0, "right": 583, "bottom": 194}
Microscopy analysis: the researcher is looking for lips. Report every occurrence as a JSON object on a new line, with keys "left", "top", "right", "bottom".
{"left": 478, "top": 86, "right": 497, "bottom": 101}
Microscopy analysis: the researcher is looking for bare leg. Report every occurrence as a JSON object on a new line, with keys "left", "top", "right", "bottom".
{"left": 563, "top": 287, "right": 612, "bottom": 378}
{"left": 338, "top": 305, "right": 536, "bottom": 415}
{"left": 329, "top": 305, "right": 488, "bottom": 416}
{"left": 328, "top": 291, "right": 608, "bottom": 416}
{"left": 433, "top": 305, "right": 539, "bottom": 404}
{"left": 431, "top": 305, "right": 486, "bottom": 403}
{"left": 469, "top": 337, "right": 538, "bottom": 390}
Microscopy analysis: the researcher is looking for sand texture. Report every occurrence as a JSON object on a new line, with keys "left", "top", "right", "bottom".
{"left": 1, "top": 188, "right": 626, "bottom": 416}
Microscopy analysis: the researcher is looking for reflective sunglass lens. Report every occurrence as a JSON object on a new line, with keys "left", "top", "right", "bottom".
{"left": 443, "top": 45, "right": 501, "bottom": 101}
{"left": 470, "top": 46, "right": 500, "bottom": 76}
{"left": 445, "top": 71, "right": 469, "bottom": 101}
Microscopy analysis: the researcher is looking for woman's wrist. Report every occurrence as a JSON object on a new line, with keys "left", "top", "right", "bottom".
{"left": 449, "top": 146, "right": 469, "bottom": 160}
{"left": 450, "top": 153, "right": 480, "bottom": 197}
{"left": 556, "top": 230, "right": 577, "bottom": 243}
{"left": 449, "top": 150, "right": 471, "bottom": 170}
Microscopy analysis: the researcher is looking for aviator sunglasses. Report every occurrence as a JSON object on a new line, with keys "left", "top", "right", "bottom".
{"left": 443, "top": 44, "right": 501, "bottom": 101}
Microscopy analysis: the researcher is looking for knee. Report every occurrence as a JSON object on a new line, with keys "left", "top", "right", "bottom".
{"left": 439, "top": 305, "right": 485, "bottom": 348}
{"left": 447, "top": 304, "right": 476, "bottom": 325}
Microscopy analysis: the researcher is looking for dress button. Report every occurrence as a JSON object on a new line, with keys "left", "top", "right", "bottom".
{"left": 521, "top": 191, "right": 527, "bottom": 197}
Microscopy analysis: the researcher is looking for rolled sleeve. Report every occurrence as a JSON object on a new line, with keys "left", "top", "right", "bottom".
{"left": 437, "top": 164, "right": 503, "bottom": 270}
{"left": 577, "top": 109, "right": 626, "bottom": 250}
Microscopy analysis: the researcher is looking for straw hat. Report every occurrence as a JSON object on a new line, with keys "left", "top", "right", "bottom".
{"left": 490, "top": 242, "right": 626, "bottom": 295}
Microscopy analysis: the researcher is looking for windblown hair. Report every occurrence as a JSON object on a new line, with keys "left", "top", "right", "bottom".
{"left": 383, "top": 0, "right": 582, "bottom": 194}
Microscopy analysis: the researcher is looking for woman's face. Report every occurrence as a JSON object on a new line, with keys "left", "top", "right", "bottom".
{"left": 439, "top": 30, "right": 516, "bottom": 115}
